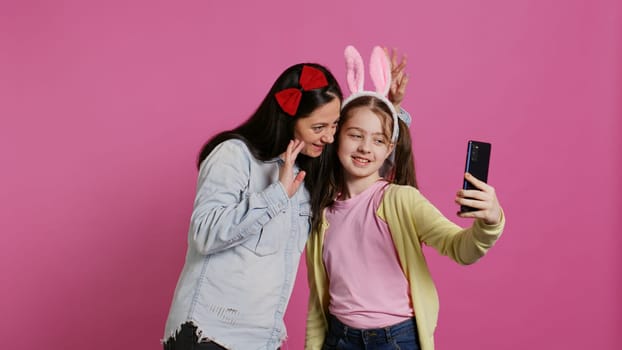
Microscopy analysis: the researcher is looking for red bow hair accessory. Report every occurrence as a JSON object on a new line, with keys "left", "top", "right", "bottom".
{"left": 275, "top": 65, "right": 329, "bottom": 116}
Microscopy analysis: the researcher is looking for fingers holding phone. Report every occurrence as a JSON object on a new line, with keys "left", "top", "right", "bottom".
{"left": 456, "top": 140, "right": 502, "bottom": 225}
{"left": 456, "top": 173, "right": 502, "bottom": 225}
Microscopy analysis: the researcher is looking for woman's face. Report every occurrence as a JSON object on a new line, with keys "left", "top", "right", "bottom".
{"left": 293, "top": 98, "right": 341, "bottom": 157}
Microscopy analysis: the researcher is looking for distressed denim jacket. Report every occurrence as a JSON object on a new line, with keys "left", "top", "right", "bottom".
{"left": 163, "top": 139, "right": 311, "bottom": 350}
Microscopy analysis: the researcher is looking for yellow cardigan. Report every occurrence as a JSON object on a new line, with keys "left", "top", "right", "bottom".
{"left": 305, "top": 184, "right": 505, "bottom": 350}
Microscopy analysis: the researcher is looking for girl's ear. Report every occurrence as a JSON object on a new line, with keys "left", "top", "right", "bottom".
{"left": 369, "top": 46, "right": 392, "bottom": 97}
{"left": 385, "top": 142, "right": 396, "bottom": 159}
{"left": 344, "top": 45, "right": 365, "bottom": 95}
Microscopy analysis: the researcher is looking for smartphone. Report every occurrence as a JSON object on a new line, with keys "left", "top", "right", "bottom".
{"left": 460, "top": 140, "right": 491, "bottom": 212}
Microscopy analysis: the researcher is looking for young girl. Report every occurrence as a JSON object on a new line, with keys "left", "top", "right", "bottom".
{"left": 162, "top": 63, "right": 343, "bottom": 350}
{"left": 305, "top": 46, "right": 505, "bottom": 350}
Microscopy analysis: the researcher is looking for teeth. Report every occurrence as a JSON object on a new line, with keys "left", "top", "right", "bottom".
{"left": 353, "top": 157, "right": 370, "bottom": 163}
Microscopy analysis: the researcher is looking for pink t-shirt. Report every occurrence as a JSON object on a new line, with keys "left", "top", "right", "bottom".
{"left": 323, "top": 180, "right": 414, "bottom": 329}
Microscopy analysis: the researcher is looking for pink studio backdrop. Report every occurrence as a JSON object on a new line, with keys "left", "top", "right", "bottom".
{"left": 1, "top": 1, "right": 620, "bottom": 349}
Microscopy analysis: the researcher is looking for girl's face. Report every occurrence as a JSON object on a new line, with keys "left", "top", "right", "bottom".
{"left": 294, "top": 98, "right": 341, "bottom": 157}
{"left": 337, "top": 107, "right": 394, "bottom": 182}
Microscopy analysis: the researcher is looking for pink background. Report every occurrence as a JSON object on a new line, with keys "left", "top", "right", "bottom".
{"left": 1, "top": 1, "right": 620, "bottom": 349}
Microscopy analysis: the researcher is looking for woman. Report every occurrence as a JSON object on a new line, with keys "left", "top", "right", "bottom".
{"left": 162, "top": 63, "right": 342, "bottom": 350}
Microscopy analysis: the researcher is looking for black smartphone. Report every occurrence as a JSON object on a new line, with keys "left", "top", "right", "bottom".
{"left": 460, "top": 140, "right": 491, "bottom": 212}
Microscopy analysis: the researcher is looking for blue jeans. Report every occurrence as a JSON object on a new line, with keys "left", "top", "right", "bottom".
{"left": 322, "top": 314, "right": 421, "bottom": 350}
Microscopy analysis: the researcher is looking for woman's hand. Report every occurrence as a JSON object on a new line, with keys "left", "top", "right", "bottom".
{"left": 384, "top": 47, "right": 409, "bottom": 111}
{"left": 279, "top": 139, "right": 306, "bottom": 197}
{"left": 456, "top": 173, "right": 502, "bottom": 225}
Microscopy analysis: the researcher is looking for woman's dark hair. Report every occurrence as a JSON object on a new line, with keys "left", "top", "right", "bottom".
{"left": 313, "top": 95, "right": 418, "bottom": 232}
{"left": 196, "top": 63, "right": 343, "bottom": 228}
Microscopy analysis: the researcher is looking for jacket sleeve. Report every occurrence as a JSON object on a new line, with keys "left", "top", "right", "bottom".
{"left": 189, "top": 140, "right": 290, "bottom": 255}
{"left": 305, "top": 227, "right": 328, "bottom": 350}
{"left": 389, "top": 185, "right": 504, "bottom": 265}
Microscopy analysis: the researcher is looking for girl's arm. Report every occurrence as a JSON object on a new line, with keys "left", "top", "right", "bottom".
{"left": 387, "top": 185, "right": 504, "bottom": 265}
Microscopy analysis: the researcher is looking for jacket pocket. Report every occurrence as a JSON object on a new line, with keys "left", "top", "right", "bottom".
{"left": 241, "top": 229, "right": 280, "bottom": 256}
{"left": 241, "top": 214, "right": 284, "bottom": 256}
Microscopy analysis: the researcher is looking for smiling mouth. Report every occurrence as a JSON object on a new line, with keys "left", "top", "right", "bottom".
{"left": 352, "top": 156, "right": 371, "bottom": 165}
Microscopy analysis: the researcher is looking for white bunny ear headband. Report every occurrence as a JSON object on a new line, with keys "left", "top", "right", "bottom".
{"left": 342, "top": 45, "right": 400, "bottom": 143}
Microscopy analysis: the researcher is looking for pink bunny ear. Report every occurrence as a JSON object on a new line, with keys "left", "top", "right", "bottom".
{"left": 369, "top": 46, "right": 391, "bottom": 97}
{"left": 344, "top": 45, "right": 365, "bottom": 94}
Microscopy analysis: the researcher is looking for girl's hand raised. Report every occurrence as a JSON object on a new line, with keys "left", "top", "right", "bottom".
{"left": 279, "top": 140, "right": 306, "bottom": 198}
{"left": 456, "top": 173, "right": 502, "bottom": 225}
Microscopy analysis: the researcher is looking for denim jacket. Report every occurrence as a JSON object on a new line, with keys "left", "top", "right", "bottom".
{"left": 164, "top": 139, "right": 311, "bottom": 350}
